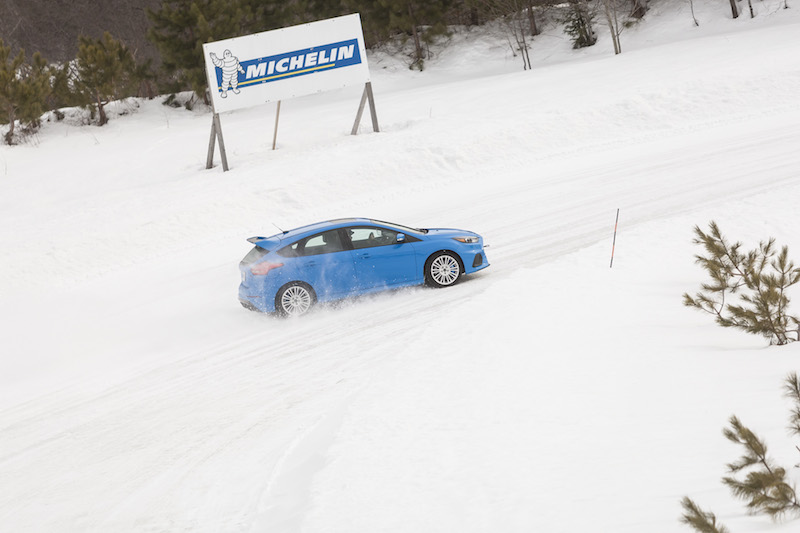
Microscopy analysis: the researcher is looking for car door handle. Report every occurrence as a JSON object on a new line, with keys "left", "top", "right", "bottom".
{"left": 305, "top": 261, "right": 317, "bottom": 267}
{"left": 357, "top": 253, "right": 371, "bottom": 259}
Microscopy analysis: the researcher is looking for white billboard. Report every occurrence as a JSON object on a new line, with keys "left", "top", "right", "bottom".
{"left": 202, "top": 14, "right": 371, "bottom": 114}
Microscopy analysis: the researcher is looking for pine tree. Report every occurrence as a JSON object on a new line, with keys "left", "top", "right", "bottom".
{"left": 371, "top": 0, "right": 454, "bottom": 70}
{"left": 683, "top": 222, "right": 800, "bottom": 345}
{"left": 147, "top": 0, "right": 287, "bottom": 101}
{"left": 343, "top": 0, "right": 395, "bottom": 48}
{"left": 681, "top": 375, "right": 800, "bottom": 533}
{"left": 73, "top": 33, "right": 139, "bottom": 126}
{"left": 680, "top": 497, "right": 729, "bottom": 533}
{"left": 47, "top": 63, "right": 80, "bottom": 112}
{"left": 722, "top": 415, "right": 800, "bottom": 519}
{"left": 786, "top": 373, "right": 800, "bottom": 440}
{"left": 285, "top": 0, "right": 347, "bottom": 25}
{"left": 0, "top": 40, "right": 50, "bottom": 144}
{"left": 562, "top": 0, "right": 597, "bottom": 49}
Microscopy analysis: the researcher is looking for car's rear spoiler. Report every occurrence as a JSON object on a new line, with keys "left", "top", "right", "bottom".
{"left": 247, "top": 236, "right": 266, "bottom": 244}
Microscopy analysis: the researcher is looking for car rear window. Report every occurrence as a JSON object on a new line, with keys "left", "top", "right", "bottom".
{"left": 241, "top": 245, "right": 270, "bottom": 265}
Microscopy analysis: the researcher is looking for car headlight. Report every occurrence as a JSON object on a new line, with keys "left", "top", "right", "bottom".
{"left": 453, "top": 236, "right": 480, "bottom": 244}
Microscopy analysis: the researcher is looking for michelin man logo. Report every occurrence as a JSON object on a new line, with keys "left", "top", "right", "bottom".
{"left": 209, "top": 50, "right": 245, "bottom": 98}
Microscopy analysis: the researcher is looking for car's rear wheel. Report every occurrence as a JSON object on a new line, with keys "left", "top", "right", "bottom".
{"left": 276, "top": 282, "right": 316, "bottom": 317}
{"left": 425, "top": 251, "right": 462, "bottom": 288}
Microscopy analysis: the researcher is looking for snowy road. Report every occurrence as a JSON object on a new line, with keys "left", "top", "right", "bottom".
{"left": 2, "top": 5, "right": 800, "bottom": 532}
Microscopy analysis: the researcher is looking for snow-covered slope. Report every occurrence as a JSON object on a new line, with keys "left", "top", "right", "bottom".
{"left": 1, "top": 1, "right": 800, "bottom": 531}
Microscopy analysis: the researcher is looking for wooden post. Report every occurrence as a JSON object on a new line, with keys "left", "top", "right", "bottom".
{"left": 272, "top": 101, "right": 281, "bottom": 151}
{"left": 610, "top": 208, "right": 620, "bottom": 268}
{"left": 206, "top": 113, "right": 229, "bottom": 172}
{"left": 206, "top": 116, "right": 217, "bottom": 170}
{"left": 365, "top": 81, "right": 379, "bottom": 133}
{"left": 351, "top": 82, "right": 380, "bottom": 135}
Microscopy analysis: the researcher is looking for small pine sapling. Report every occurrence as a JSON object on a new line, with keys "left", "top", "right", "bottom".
{"left": 722, "top": 415, "right": 800, "bottom": 519}
{"left": 681, "top": 374, "right": 800, "bottom": 533}
{"left": 683, "top": 221, "right": 800, "bottom": 345}
{"left": 562, "top": 0, "right": 597, "bottom": 49}
{"left": 680, "top": 497, "right": 729, "bottom": 533}
{"left": 785, "top": 373, "right": 800, "bottom": 463}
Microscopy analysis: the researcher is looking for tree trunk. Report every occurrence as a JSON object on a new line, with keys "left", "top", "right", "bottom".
{"left": 526, "top": 0, "right": 540, "bottom": 36}
{"left": 729, "top": 0, "right": 739, "bottom": 18}
{"left": 689, "top": 0, "right": 700, "bottom": 26}
{"left": 3, "top": 106, "right": 16, "bottom": 144}
{"left": 603, "top": 0, "right": 622, "bottom": 54}
{"left": 517, "top": 19, "right": 531, "bottom": 70}
{"left": 96, "top": 93, "right": 108, "bottom": 126}
{"left": 3, "top": 123, "right": 14, "bottom": 145}
{"left": 630, "top": 0, "right": 647, "bottom": 18}
{"left": 408, "top": 2, "right": 423, "bottom": 69}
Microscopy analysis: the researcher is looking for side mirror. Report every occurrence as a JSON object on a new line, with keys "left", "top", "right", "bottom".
{"left": 396, "top": 233, "right": 406, "bottom": 243}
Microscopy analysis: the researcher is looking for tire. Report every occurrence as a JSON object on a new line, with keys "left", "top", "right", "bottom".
{"left": 275, "top": 282, "right": 316, "bottom": 317}
{"left": 425, "top": 251, "right": 463, "bottom": 288}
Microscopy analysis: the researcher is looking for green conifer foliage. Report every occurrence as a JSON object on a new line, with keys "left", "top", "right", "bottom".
{"left": 680, "top": 497, "right": 729, "bottom": 533}
{"left": 683, "top": 221, "right": 800, "bottom": 345}
{"left": 562, "top": 0, "right": 597, "bottom": 49}
{"left": 0, "top": 40, "right": 51, "bottom": 144}
{"left": 47, "top": 63, "right": 81, "bottom": 111}
{"left": 147, "top": 0, "right": 286, "bottom": 101}
{"left": 722, "top": 415, "right": 800, "bottom": 519}
{"left": 785, "top": 373, "right": 800, "bottom": 439}
{"left": 74, "top": 33, "right": 139, "bottom": 126}
{"left": 370, "top": 0, "right": 454, "bottom": 70}
{"left": 286, "top": 0, "right": 347, "bottom": 25}
{"left": 342, "top": 0, "right": 394, "bottom": 48}
{"left": 681, "top": 375, "right": 800, "bottom": 533}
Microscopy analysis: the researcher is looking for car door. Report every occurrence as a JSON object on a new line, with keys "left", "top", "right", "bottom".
{"left": 277, "top": 229, "right": 358, "bottom": 298}
{"left": 346, "top": 226, "right": 419, "bottom": 290}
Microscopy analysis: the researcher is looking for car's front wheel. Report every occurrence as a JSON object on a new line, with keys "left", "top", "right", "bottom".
{"left": 276, "top": 282, "right": 316, "bottom": 317}
{"left": 425, "top": 251, "right": 462, "bottom": 288}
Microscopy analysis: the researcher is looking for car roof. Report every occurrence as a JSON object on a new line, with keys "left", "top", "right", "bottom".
{"left": 249, "top": 218, "right": 425, "bottom": 249}
{"left": 249, "top": 218, "right": 370, "bottom": 248}
{"left": 275, "top": 218, "right": 369, "bottom": 238}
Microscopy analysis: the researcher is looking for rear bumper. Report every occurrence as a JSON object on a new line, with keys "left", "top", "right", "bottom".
{"left": 239, "top": 299, "right": 260, "bottom": 312}
{"left": 238, "top": 284, "right": 273, "bottom": 313}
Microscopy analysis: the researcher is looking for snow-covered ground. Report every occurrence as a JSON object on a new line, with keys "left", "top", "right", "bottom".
{"left": 2, "top": 1, "right": 800, "bottom": 531}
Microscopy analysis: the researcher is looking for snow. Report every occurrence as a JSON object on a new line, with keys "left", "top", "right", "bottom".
{"left": 2, "top": 1, "right": 800, "bottom": 531}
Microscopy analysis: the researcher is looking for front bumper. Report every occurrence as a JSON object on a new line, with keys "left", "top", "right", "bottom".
{"left": 462, "top": 247, "right": 490, "bottom": 274}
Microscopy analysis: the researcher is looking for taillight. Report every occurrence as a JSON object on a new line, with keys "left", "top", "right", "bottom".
{"left": 250, "top": 262, "right": 284, "bottom": 275}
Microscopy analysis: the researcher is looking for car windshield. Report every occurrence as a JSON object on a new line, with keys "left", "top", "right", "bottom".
{"left": 370, "top": 219, "right": 428, "bottom": 234}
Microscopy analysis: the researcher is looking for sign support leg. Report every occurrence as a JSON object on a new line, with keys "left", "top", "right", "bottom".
{"left": 366, "top": 81, "right": 379, "bottom": 133}
{"left": 206, "top": 113, "right": 229, "bottom": 172}
{"left": 272, "top": 101, "right": 281, "bottom": 150}
{"left": 351, "top": 82, "right": 380, "bottom": 135}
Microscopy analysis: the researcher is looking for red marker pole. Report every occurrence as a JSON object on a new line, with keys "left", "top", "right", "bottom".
{"left": 610, "top": 208, "right": 620, "bottom": 268}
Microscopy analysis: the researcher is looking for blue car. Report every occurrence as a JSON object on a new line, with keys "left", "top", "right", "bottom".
{"left": 239, "top": 218, "right": 490, "bottom": 316}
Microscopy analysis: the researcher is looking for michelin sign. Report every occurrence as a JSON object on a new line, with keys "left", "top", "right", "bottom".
{"left": 203, "top": 14, "right": 370, "bottom": 114}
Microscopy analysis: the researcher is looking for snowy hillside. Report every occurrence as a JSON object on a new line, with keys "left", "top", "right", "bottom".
{"left": 2, "top": 1, "right": 800, "bottom": 532}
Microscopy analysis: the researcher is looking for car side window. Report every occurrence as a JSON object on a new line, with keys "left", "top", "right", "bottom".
{"left": 278, "top": 229, "right": 346, "bottom": 257}
{"left": 349, "top": 227, "right": 401, "bottom": 250}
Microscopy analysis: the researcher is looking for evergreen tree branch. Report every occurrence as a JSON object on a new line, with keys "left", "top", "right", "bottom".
{"left": 785, "top": 373, "right": 800, "bottom": 439}
{"left": 721, "top": 415, "right": 800, "bottom": 519}
{"left": 680, "top": 497, "right": 729, "bottom": 533}
{"left": 685, "top": 222, "right": 799, "bottom": 345}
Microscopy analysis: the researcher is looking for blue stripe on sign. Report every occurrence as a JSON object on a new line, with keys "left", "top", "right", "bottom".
{"left": 214, "top": 38, "right": 362, "bottom": 91}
